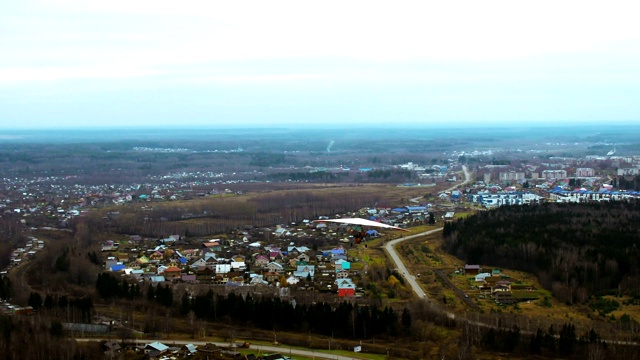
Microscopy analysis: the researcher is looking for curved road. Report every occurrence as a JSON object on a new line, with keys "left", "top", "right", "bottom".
{"left": 385, "top": 164, "right": 473, "bottom": 304}
{"left": 385, "top": 228, "right": 443, "bottom": 302}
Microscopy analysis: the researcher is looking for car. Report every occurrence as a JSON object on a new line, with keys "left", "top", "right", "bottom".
{"left": 464, "top": 294, "right": 469, "bottom": 298}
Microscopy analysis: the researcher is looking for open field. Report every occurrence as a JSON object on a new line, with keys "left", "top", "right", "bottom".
{"left": 88, "top": 183, "right": 438, "bottom": 238}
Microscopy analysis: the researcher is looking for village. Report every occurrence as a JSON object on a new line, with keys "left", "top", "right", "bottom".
{"left": 100, "top": 206, "right": 433, "bottom": 298}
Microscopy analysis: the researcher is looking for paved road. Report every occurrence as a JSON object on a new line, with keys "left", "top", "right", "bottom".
{"left": 76, "top": 338, "right": 365, "bottom": 360}
{"left": 385, "top": 228, "right": 443, "bottom": 301}
{"left": 384, "top": 165, "right": 475, "bottom": 307}
{"left": 446, "top": 165, "right": 472, "bottom": 192}
{"left": 384, "top": 164, "right": 473, "bottom": 303}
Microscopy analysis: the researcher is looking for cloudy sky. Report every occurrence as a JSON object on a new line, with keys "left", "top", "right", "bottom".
{"left": 2, "top": 1, "right": 640, "bottom": 129}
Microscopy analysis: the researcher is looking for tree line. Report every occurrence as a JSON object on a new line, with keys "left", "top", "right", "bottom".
{"left": 184, "top": 290, "right": 406, "bottom": 339}
{"left": 96, "top": 271, "right": 409, "bottom": 340}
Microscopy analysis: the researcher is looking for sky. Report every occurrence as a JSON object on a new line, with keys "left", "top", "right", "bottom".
{"left": 1, "top": 1, "right": 640, "bottom": 129}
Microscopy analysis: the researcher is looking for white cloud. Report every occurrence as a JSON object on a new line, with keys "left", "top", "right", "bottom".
{"left": 181, "top": 73, "right": 324, "bottom": 84}
{"left": 2, "top": 0, "right": 640, "bottom": 127}
{"left": 7, "top": 1, "right": 640, "bottom": 68}
{"left": 0, "top": 65, "right": 163, "bottom": 84}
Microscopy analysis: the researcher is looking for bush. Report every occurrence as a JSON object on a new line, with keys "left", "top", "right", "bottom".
{"left": 589, "top": 296, "right": 620, "bottom": 315}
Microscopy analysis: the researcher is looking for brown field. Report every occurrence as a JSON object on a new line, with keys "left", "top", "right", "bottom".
{"left": 88, "top": 183, "right": 435, "bottom": 238}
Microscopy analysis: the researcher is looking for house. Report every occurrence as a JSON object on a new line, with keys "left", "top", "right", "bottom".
{"left": 117, "top": 253, "right": 129, "bottom": 263}
{"left": 163, "top": 266, "right": 182, "bottom": 280}
{"left": 149, "top": 251, "right": 164, "bottom": 262}
{"left": 103, "top": 341, "right": 121, "bottom": 356}
{"left": 101, "top": 240, "right": 119, "bottom": 252}
{"left": 231, "top": 254, "right": 246, "bottom": 262}
{"left": 366, "top": 229, "right": 380, "bottom": 237}
{"left": 331, "top": 253, "right": 347, "bottom": 261}
{"left": 336, "top": 278, "right": 356, "bottom": 297}
{"left": 263, "top": 271, "right": 280, "bottom": 283}
{"left": 334, "top": 259, "right": 351, "bottom": 271}
{"left": 475, "top": 272, "right": 491, "bottom": 282}
{"left": 231, "top": 261, "right": 246, "bottom": 271}
{"left": 296, "top": 253, "right": 310, "bottom": 262}
{"left": 197, "top": 343, "right": 222, "bottom": 355}
{"left": 254, "top": 255, "right": 269, "bottom": 268}
{"left": 159, "top": 236, "right": 176, "bottom": 245}
{"left": 492, "top": 280, "right": 512, "bottom": 293}
{"left": 287, "top": 246, "right": 310, "bottom": 254}
{"left": 156, "top": 265, "right": 168, "bottom": 275}
{"left": 204, "top": 253, "right": 219, "bottom": 263}
{"left": 190, "top": 258, "right": 207, "bottom": 269}
{"left": 109, "top": 264, "right": 126, "bottom": 272}
{"left": 331, "top": 246, "right": 345, "bottom": 256}
{"left": 294, "top": 265, "right": 315, "bottom": 279}
{"left": 213, "top": 274, "right": 230, "bottom": 285}
{"left": 203, "top": 241, "right": 222, "bottom": 252}
{"left": 215, "top": 264, "right": 231, "bottom": 274}
{"left": 136, "top": 255, "right": 150, "bottom": 265}
{"left": 127, "top": 269, "right": 144, "bottom": 278}
{"left": 250, "top": 275, "right": 269, "bottom": 285}
{"left": 269, "top": 251, "right": 283, "bottom": 261}
{"left": 144, "top": 341, "right": 169, "bottom": 355}
{"left": 196, "top": 266, "right": 215, "bottom": 280}
{"left": 494, "top": 291, "right": 514, "bottom": 304}
{"left": 182, "top": 343, "right": 197, "bottom": 355}
{"left": 274, "top": 227, "right": 291, "bottom": 237}
{"left": 181, "top": 249, "right": 200, "bottom": 259}
{"left": 291, "top": 258, "right": 308, "bottom": 267}
{"left": 464, "top": 264, "right": 481, "bottom": 275}
{"left": 266, "top": 262, "right": 284, "bottom": 273}
{"left": 104, "top": 257, "right": 119, "bottom": 270}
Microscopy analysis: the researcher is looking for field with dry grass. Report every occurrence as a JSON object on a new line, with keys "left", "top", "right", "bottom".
{"left": 88, "top": 183, "right": 435, "bottom": 238}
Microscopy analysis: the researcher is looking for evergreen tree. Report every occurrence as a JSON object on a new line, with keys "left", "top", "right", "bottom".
{"left": 428, "top": 212, "right": 435, "bottom": 225}
{"left": 529, "top": 328, "right": 543, "bottom": 354}
{"left": 401, "top": 307, "right": 411, "bottom": 334}
{"left": 559, "top": 323, "right": 576, "bottom": 356}
{"left": 146, "top": 284, "right": 155, "bottom": 302}
{"left": 180, "top": 292, "right": 191, "bottom": 316}
{"left": 28, "top": 292, "right": 42, "bottom": 310}
{"left": 0, "top": 277, "right": 11, "bottom": 300}
{"left": 44, "top": 294, "right": 54, "bottom": 309}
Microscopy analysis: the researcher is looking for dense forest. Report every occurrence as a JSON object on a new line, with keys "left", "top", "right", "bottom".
{"left": 443, "top": 202, "right": 640, "bottom": 303}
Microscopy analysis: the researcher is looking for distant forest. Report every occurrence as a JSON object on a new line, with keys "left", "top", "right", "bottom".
{"left": 443, "top": 202, "right": 640, "bottom": 304}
